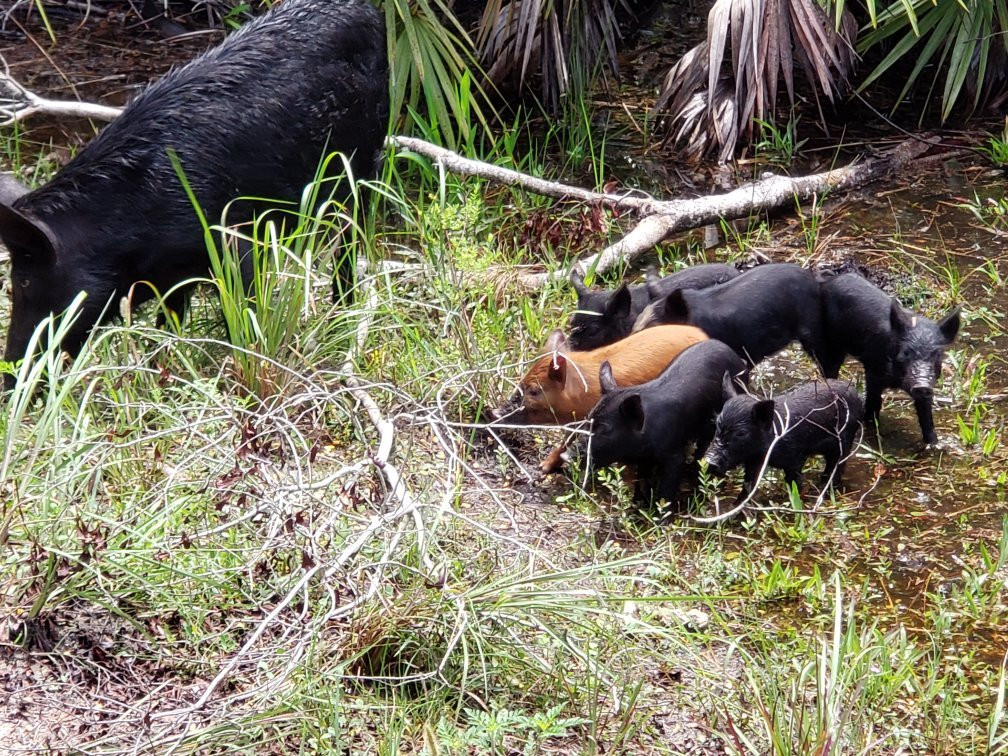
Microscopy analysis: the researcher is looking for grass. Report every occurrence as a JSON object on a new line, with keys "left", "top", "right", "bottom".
{"left": 1, "top": 122, "right": 1008, "bottom": 753}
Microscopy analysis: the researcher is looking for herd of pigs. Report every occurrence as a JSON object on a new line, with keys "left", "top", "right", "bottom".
{"left": 492, "top": 263, "right": 961, "bottom": 507}
{"left": 0, "top": 0, "right": 963, "bottom": 512}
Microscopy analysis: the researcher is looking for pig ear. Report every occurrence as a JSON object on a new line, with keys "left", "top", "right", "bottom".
{"left": 604, "top": 284, "right": 631, "bottom": 319}
{"left": 570, "top": 269, "right": 589, "bottom": 297}
{"left": 938, "top": 306, "right": 961, "bottom": 343}
{"left": 0, "top": 203, "right": 57, "bottom": 264}
{"left": 619, "top": 394, "right": 645, "bottom": 431}
{"left": 662, "top": 289, "right": 689, "bottom": 322}
{"left": 721, "top": 370, "right": 740, "bottom": 400}
{"left": 599, "top": 360, "right": 618, "bottom": 393}
{"left": 543, "top": 329, "right": 568, "bottom": 353}
{"left": 889, "top": 298, "right": 913, "bottom": 334}
{"left": 547, "top": 353, "right": 567, "bottom": 386}
{"left": 751, "top": 399, "right": 776, "bottom": 427}
{"left": 643, "top": 265, "right": 659, "bottom": 282}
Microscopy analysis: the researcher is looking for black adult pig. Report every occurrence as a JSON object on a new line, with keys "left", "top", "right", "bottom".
{"left": 634, "top": 263, "right": 826, "bottom": 368}
{"left": 587, "top": 339, "right": 747, "bottom": 506}
{"left": 819, "top": 273, "right": 960, "bottom": 444}
{"left": 0, "top": 0, "right": 388, "bottom": 367}
{"left": 703, "top": 378, "right": 863, "bottom": 502}
{"left": 567, "top": 263, "right": 739, "bottom": 350}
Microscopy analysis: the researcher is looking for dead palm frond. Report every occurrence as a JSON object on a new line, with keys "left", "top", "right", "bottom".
{"left": 476, "top": 0, "right": 627, "bottom": 113}
{"left": 652, "top": 0, "right": 858, "bottom": 163}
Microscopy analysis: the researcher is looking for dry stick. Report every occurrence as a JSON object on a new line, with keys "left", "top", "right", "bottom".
{"left": 0, "top": 66, "right": 121, "bottom": 125}
{"left": 150, "top": 281, "right": 428, "bottom": 721}
{"left": 0, "top": 72, "right": 932, "bottom": 288}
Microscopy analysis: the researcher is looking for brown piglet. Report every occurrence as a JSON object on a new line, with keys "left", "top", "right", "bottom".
{"left": 493, "top": 324, "right": 709, "bottom": 426}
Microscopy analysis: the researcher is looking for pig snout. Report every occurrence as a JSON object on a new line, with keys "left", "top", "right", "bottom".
{"left": 702, "top": 446, "right": 727, "bottom": 476}
{"left": 490, "top": 390, "right": 524, "bottom": 421}
{"left": 907, "top": 363, "right": 936, "bottom": 400}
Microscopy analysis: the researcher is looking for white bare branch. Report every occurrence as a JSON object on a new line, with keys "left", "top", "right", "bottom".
{"left": 0, "top": 68, "right": 932, "bottom": 291}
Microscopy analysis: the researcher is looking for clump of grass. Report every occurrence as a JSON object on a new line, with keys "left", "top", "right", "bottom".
{"left": 960, "top": 191, "right": 1008, "bottom": 235}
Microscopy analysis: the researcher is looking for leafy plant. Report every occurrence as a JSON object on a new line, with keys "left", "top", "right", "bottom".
{"left": 960, "top": 192, "right": 1008, "bottom": 235}
{"left": 383, "top": 0, "right": 496, "bottom": 149}
{"left": 979, "top": 119, "right": 1008, "bottom": 167}
{"left": 754, "top": 116, "right": 809, "bottom": 167}
{"left": 856, "top": 0, "right": 1008, "bottom": 122}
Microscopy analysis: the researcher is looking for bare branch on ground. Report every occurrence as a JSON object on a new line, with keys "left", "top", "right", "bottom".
{"left": 0, "top": 70, "right": 932, "bottom": 290}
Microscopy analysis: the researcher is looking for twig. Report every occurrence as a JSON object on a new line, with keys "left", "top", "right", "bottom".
{"left": 0, "top": 63, "right": 121, "bottom": 126}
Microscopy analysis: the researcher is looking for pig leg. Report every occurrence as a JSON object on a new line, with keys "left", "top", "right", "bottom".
{"left": 651, "top": 455, "right": 684, "bottom": 509}
{"left": 817, "top": 348, "right": 846, "bottom": 381}
{"left": 820, "top": 448, "right": 843, "bottom": 489}
{"left": 799, "top": 322, "right": 830, "bottom": 376}
{"left": 737, "top": 459, "right": 763, "bottom": 503}
{"left": 913, "top": 395, "right": 938, "bottom": 445}
{"left": 781, "top": 465, "right": 805, "bottom": 497}
{"left": 863, "top": 371, "right": 885, "bottom": 434}
{"left": 540, "top": 444, "right": 568, "bottom": 474}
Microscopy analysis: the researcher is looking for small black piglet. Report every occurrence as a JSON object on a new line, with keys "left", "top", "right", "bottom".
{"left": 819, "top": 272, "right": 960, "bottom": 444}
{"left": 703, "top": 378, "right": 863, "bottom": 502}
{"left": 634, "top": 263, "right": 825, "bottom": 368}
{"left": 567, "top": 263, "right": 739, "bottom": 350}
{"left": 587, "top": 339, "right": 747, "bottom": 506}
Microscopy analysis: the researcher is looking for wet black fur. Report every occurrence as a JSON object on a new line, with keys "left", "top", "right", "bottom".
{"left": 704, "top": 379, "right": 864, "bottom": 501}
{"left": 647, "top": 263, "right": 826, "bottom": 368}
{"left": 1, "top": 0, "right": 388, "bottom": 364}
{"left": 587, "top": 339, "right": 747, "bottom": 506}
{"left": 818, "top": 272, "right": 960, "bottom": 444}
{"left": 567, "top": 263, "right": 739, "bottom": 350}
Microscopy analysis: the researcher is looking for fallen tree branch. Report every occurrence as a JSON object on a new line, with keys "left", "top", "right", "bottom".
{"left": 0, "top": 69, "right": 933, "bottom": 290}
{"left": 0, "top": 64, "right": 121, "bottom": 125}
{"left": 517, "top": 138, "right": 932, "bottom": 288}
{"left": 389, "top": 135, "right": 663, "bottom": 213}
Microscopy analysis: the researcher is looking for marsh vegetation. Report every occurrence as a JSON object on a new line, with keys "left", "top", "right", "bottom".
{"left": 1, "top": 1, "right": 1008, "bottom": 753}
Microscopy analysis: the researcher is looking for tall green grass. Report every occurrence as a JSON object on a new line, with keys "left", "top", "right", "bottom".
{"left": 1, "top": 132, "right": 1006, "bottom": 752}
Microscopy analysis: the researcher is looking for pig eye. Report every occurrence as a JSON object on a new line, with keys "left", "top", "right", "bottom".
{"left": 19, "top": 278, "right": 30, "bottom": 289}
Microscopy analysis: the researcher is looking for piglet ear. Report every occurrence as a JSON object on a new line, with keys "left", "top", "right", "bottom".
{"left": 0, "top": 203, "right": 57, "bottom": 265}
{"left": 570, "top": 269, "right": 589, "bottom": 297}
{"left": 751, "top": 399, "right": 776, "bottom": 427}
{"left": 599, "top": 360, "right": 618, "bottom": 393}
{"left": 619, "top": 393, "right": 645, "bottom": 431}
{"left": 662, "top": 289, "right": 690, "bottom": 323}
{"left": 889, "top": 298, "right": 913, "bottom": 334}
{"left": 938, "top": 306, "right": 961, "bottom": 343}
{"left": 604, "top": 284, "right": 631, "bottom": 319}
{"left": 721, "top": 370, "right": 739, "bottom": 401}
{"left": 543, "top": 328, "right": 568, "bottom": 353}
{"left": 548, "top": 353, "right": 567, "bottom": 386}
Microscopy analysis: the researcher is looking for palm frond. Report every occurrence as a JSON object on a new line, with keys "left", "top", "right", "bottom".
{"left": 383, "top": 0, "right": 495, "bottom": 148}
{"left": 858, "top": 0, "right": 1008, "bottom": 121}
{"left": 652, "top": 0, "right": 858, "bottom": 163}
{"left": 476, "top": 0, "right": 627, "bottom": 113}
